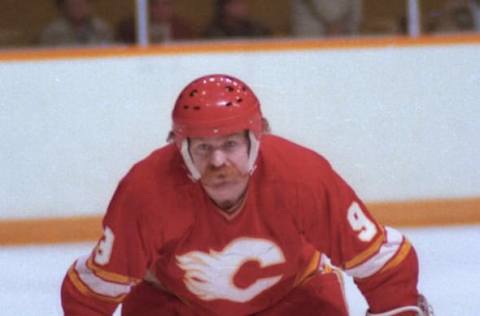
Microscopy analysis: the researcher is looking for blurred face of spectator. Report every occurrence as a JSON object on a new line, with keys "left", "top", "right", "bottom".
{"left": 223, "top": 0, "right": 249, "bottom": 21}
{"left": 442, "top": 0, "right": 474, "bottom": 32}
{"left": 449, "top": 7, "right": 474, "bottom": 30}
{"left": 62, "top": 0, "right": 91, "bottom": 24}
{"left": 150, "top": 0, "right": 174, "bottom": 23}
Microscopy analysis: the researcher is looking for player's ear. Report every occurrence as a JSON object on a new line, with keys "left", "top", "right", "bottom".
{"left": 261, "top": 117, "right": 271, "bottom": 134}
{"left": 166, "top": 130, "right": 175, "bottom": 143}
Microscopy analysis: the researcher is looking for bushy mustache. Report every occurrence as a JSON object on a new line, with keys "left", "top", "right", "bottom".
{"left": 201, "top": 164, "right": 245, "bottom": 186}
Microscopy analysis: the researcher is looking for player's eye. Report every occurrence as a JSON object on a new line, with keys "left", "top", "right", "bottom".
{"left": 194, "top": 143, "right": 212, "bottom": 155}
{"left": 223, "top": 140, "right": 238, "bottom": 151}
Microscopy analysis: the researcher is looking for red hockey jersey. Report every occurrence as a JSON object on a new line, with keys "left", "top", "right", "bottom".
{"left": 62, "top": 134, "right": 419, "bottom": 315}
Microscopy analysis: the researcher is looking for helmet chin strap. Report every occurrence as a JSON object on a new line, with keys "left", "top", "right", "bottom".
{"left": 180, "top": 131, "right": 260, "bottom": 182}
{"left": 246, "top": 130, "right": 260, "bottom": 175}
{"left": 180, "top": 139, "right": 202, "bottom": 181}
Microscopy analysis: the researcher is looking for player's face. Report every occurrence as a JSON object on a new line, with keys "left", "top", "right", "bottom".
{"left": 189, "top": 132, "right": 250, "bottom": 210}
{"left": 64, "top": 0, "right": 91, "bottom": 22}
{"left": 150, "top": 0, "right": 173, "bottom": 23}
{"left": 224, "top": 0, "right": 249, "bottom": 20}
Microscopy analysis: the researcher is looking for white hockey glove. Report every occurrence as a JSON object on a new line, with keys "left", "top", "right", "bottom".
{"left": 366, "top": 294, "right": 433, "bottom": 316}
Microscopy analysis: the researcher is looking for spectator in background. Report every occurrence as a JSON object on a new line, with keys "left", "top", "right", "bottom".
{"left": 425, "top": 0, "right": 475, "bottom": 34}
{"left": 116, "top": 0, "right": 196, "bottom": 44}
{"left": 39, "top": 0, "right": 113, "bottom": 47}
{"left": 468, "top": 0, "right": 480, "bottom": 31}
{"left": 203, "top": 0, "right": 271, "bottom": 39}
{"left": 360, "top": 16, "right": 405, "bottom": 36}
{"left": 290, "top": 0, "right": 362, "bottom": 38}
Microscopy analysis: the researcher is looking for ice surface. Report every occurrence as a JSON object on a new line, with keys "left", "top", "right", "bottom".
{"left": 1, "top": 226, "right": 479, "bottom": 315}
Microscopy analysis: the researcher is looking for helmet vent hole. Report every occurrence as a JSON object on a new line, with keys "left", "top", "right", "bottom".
{"left": 241, "top": 85, "right": 247, "bottom": 91}
{"left": 236, "top": 97, "right": 243, "bottom": 103}
{"left": 183, "top": 105, "right": 189, "bottom": 109}
{"left": 226, "top": 86, "right": 234, "bottom": 92}
{"left": 189, "top": 89, "right": 198, "bottom": 97}
{"left": 225, "top": 102, "right": 233, "bottom": 107}
{"left": 193, "top": 105, "right": 201, "bottom": 110}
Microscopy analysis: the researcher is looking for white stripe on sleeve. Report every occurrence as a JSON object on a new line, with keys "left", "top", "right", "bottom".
{"left": 345, "top": 227, "right": 404, "bottom": 279}
{"left": 75, "top": 255, "right": 133, "bottom": 298}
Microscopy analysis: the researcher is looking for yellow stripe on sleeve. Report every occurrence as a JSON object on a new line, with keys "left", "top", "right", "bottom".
{"left": 67, "top": 263, "right": 127, "bottom": 303}
{"left": 86, "top": 256, "right": 142, "bottom": 285}
{"left": 378, "top": 239, "right": 412, "bottom": 274}
{"left": 344, "top": 227, "right": 385, "bottom": 269}
{"left": 294, "top": 250, "right": 321, "bottom": 287}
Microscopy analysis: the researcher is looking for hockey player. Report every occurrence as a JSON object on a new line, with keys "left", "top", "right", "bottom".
{"left": 61, "top": 74, "right": 432, "bottom": 315}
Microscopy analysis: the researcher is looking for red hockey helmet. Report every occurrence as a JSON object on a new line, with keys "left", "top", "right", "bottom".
{"left": 171, "top": 74, "right": 265, "bottom": 180}
{"left": 171, "top": 74, "right": 263, "bottom": 145}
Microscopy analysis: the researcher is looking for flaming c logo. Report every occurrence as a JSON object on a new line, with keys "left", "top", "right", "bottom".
{"left": 176, "top": 237, "right": 285, "bottom": 302}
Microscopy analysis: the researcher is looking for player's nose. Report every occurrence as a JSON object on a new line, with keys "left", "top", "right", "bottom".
{"left": 209, "top": 149, "right": 227, "bottom": 167}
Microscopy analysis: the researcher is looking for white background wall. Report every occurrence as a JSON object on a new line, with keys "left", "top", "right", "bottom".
{"left": 1, "top": 43, "right": 479, "bottom": 219}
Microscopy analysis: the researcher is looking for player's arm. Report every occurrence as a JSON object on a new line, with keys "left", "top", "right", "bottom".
{"left": 339, "top": 202, "right": 419, "bottom": 314}
{"left": 319, "top": 163, "right": 430, "bottom": 315}
{"left": 61, "top": 174, "right": 151, "bottom": 315}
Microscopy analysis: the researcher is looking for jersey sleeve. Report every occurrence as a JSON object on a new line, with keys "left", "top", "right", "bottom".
{"left": 305, "top": 159, "right": 420, "bottom": 314}
{"left": 61, "top": 170, "right": 154, "bottom": 315}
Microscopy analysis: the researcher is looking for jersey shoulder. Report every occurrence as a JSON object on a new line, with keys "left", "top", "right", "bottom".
{"left": 104, "top": 143, "right": 196, "bottom": 239}
{"left": 124, "top": 143, "right": 189, "bottom": 190}
{"left": 259, "top": 134, "right": 334, "bottom": 183}
{"left": 107, "top": 143, "right": 192, "bottom": 220}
